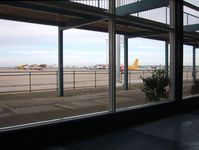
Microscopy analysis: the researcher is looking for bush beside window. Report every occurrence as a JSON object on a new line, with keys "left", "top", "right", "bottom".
{"left": 141, "top": 70, "right": 169, "bottom": 102}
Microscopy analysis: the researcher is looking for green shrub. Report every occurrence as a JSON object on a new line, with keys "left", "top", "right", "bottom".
{"left": 140, "top": 70, "right": 169, "bottom": 102}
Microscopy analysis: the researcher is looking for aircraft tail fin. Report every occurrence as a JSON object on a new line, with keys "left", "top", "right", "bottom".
{"left": 132, "top": 59, "right": 139, "bottom": 66}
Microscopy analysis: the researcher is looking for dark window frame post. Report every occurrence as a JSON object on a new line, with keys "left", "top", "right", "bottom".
{"left": 193, "top": 46, "right": 196, "bottom": 82}
{"left": 58, "top": 27, "right": 64, "bottom": 96}
{"left": 169, "top": 0, "right": 183, "bottom": 101}
{"left": 123, "top": 36, "right": 128, "bottom": 90}
{"left": 109, "top": 0, "right": 116, "bottom": 112}
{"left": 165, "top": 41, "right": 169, "bottom": 78}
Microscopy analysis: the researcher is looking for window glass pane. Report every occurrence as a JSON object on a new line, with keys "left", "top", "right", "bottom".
{"left": 0, "top": 20, "right": 59, "bottom": 127}
{"left": 63, "top": 29, "right": 109, "bottom": 115}
{"left": 183, "top": 46, "right": 193, "bottom": 97}
{"left": 0, "top": 18, "right": 109, "bottom": 128}
{"left": 116, "top": 37, "right": 171, "bottom": 109}
{"left": 183, "top": 3, "right": 199, "bottom": 98}
{"left": 115, "top": 0, "right": 171, "bottom": 109}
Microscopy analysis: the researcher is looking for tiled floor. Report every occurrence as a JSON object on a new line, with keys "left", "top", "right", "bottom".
{"left": 43, "top": 109, "right": 199, "bottom": 150}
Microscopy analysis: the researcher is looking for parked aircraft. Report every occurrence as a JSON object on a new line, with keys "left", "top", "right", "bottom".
{"left": 16, "top": 64, "right": 47, "bottom": 70}
{"left": 147, "top": 65, "right": 164, "bottom": 70}
{"left": 16, "top": 64, "right": 30, "bottom": 70}
{"left": 120, "top": 59, "right": 139, "bottom": 73}
{"left": 95, "top": 64, "right": 108, "bottom": 69}
{"left": 29, "top": 64, "right": 45, "bottom": 70}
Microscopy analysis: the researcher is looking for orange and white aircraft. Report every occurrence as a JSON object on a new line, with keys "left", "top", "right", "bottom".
{"left": 120, "top": 59, "right": 139, "bottom": 73}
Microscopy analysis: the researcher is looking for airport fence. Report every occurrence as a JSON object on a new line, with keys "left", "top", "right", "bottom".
{"left": 0, "top": 70, "right": 108, "bottom": 94}
{"left": 0, "top": 70, "right": 198, "bottom": 94}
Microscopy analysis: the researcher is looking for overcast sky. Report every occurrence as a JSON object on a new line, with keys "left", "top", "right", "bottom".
{"left": 0, "top": 1, "right": 198, "bottom": 67}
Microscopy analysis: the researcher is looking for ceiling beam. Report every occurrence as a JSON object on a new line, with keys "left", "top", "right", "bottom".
{"left": 116, "top": 0, "right": 168, "bottom": 15}
{"left": 184, "top": 1, "right": 199, "bottom": 12}
{"left": 127, "top": 31, "right": 166, "bottom": 38}
{"left": 60, "top": 18, "right": 105, "bottom": 30}
{"left": 184, "top": 24, "right": 199, "bottom": 32}
{"left": 0, "top": 14, "right": 63, "bottom": 26}
{"left": 0, "top": 1, "right": 102, "bottom": 20}
{"left": 116, "top": 0, "right": 199, "bottom": 16}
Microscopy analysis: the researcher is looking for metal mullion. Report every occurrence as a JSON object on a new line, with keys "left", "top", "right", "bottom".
{"left": 58, "top": 27, "right": 64, "bottom": 96}
{"left": 193, "top": 46, "right": 196, "bottom": 82}
{"left": 169, "top": 0, "right": 183, "bottom": 101}
{"left": 109, "top": 0, "right": 116, "bottom": 112}
{"left": 165, "top": 41, "right": 169, "bottom": 77}
{"left": 124, "top": 36, "right": 128, "bottom": 90}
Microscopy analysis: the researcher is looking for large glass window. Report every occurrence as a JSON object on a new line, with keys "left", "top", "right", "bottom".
{"left": 1, "top": 0, "right": 198, "bottom": 130}
{"left": 115, "top": 0, "right": 171, "bottom": 109}
{"left": 183, "top": 45, "right": 193, "bottom": 97}
{"left": 63, "top": 29, "right": 109, "bottom": 116}
{"left": 183, "top": 5, "right": 199, "bottom": 98}
{"left": 116, "top": 38, "right": 170, "bottom": 109}
{"left": 183, "top": 46, "right": 199, "bottom": 97}
{"left": 0, "top": 20, "right": 59, "bottom": 127}
{"left": 0, "top": 19, "right": 109, "bottom": 128}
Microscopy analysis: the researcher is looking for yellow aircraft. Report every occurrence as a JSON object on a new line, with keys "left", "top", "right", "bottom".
{"left": 120, "top": 59, "right": 139, "bottom": 72}
{"left": 16, "top": 64, "right": 28, "bottom": 70}
{"left": 128, "top": 59, "right": 139, "bottom": 70}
